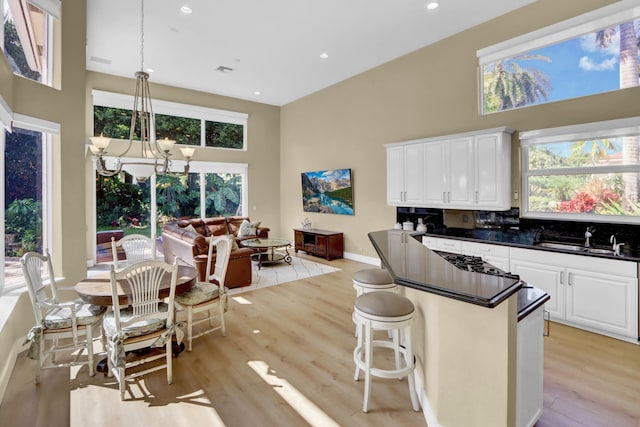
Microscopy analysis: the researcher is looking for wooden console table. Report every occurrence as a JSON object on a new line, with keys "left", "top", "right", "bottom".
{"left": 294, "top": 229, "right": 343, "bottom": 260}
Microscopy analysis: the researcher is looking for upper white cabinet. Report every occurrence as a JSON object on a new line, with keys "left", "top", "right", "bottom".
{"left": 387, "top": 127, "right": 513, "bottom": 209}
{"left": 386, "top": 143, "right": 425, "bottom": 205}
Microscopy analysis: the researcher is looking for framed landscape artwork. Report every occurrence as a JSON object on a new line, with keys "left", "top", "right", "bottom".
{"left": 301, "top": 168, "right": 354, "bottom": 215}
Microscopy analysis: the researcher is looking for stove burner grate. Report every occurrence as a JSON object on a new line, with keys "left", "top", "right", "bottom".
{"left": 435, "top": 251, "right": 520, "bottom": 279}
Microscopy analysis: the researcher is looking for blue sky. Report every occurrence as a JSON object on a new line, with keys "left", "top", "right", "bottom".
{"left": 494, "top": 19, "right": 639, "bottom": 104}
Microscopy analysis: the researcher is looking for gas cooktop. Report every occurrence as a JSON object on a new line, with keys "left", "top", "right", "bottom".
{"left": 434, "top": 251, "right": 520, "bottom": 280}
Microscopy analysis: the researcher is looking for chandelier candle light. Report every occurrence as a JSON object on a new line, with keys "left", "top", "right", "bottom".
{"left": 89, "top": 0, "right": 195, "bottom": 178}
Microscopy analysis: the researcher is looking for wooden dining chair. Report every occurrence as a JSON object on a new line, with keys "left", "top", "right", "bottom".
{"left": 102, "top": 258, "right": 179, "bottom": 400}
{"left": 21, "top": 250, "right": 106, "bottom": 383}
{"left": 111, "top": 233, "right": 156, "bottom": 269}
{"left": 174, "top": 235, "right": 232, "bottom": 351}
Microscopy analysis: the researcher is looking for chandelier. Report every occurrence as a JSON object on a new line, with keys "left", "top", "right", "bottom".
{"left": 89, "top": 0, "right": 194, "bottom": 179}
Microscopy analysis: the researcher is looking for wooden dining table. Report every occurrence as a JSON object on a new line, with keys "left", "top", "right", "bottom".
{"left": 74, "top": 264, "right": 198, "bottom": 306}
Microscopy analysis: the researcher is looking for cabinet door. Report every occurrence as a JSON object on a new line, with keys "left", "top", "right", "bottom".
{"left": 566, "top": 269, "right": 638, "bottom": 338}
{"left": 423, "top": 141, "right": 446, "bottom": 206}
{"left": 387, "top": 145, "right": 405, "bottom": 204}
{"left": 316, "top": 235, "right": 327, "bottom": 257}
{"left": 462, "top": 241, "right": 510, "bottom": 271}
{"left": 447, "top": 137, "right": 474, "bottom": 206}
{"left": 403, "top": 143, "right": 424, "bottom": 205}
{"left": 475, "top": 133, "right": 509, "bottom": 209}
{"left": 510, "top": 259, "right": 565, "bottom": 319}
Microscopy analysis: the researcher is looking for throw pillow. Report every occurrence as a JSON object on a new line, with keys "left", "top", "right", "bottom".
{"left": 238, "top": 219, "right": 261, "bottom": 237}
{"left": 183, "top": 224, "right": 198, "bottom": 234}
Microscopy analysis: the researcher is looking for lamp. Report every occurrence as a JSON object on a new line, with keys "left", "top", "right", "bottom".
{"left": 89, "top": 0, "right": 194, "bottom": 178}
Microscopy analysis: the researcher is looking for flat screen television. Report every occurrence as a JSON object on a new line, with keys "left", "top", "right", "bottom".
{"left": 301, "top": 168, "right": 354, "bottom": 215}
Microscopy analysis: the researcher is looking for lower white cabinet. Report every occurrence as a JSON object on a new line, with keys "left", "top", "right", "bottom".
{"left": 517, "top": 306, "right": 545, "bottom": 427}
{"left": 510, "top": 248, "right": 638, "bottom": 340}
{"left": 422, "top": 237, "right": 639, "bottom": 340}
{"left": 461, "top": 241, "right": 510, "bottom": 272}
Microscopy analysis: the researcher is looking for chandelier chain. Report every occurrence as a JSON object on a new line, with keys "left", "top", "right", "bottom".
{"left": 140, "top": 0, "right": 144, "bottom": 71}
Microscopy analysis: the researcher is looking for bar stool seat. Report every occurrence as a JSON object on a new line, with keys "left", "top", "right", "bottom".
{"left": 352, "top": 268, "right": 397, "bottom": 296}
{"left": 353, "top": 291, "right": 420, "bottom": 413}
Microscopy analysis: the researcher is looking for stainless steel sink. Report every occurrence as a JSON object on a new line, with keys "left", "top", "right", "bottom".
{"left": 536, "top": 242, "right": 617, "bottom": 256}
{"left": 536, "top": 242, "right": 586, "bottom": 252}
{"left": 586, "top": 248, "right": 615, "bottom": 255}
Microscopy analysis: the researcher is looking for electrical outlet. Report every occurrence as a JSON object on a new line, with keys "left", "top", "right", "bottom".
{"left": 514, "top": 191, "right": 519, "bottom": 200}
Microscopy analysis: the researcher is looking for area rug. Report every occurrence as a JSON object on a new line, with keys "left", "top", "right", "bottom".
{"left": 229, "top": 255, "right": 341, "bottom": 294}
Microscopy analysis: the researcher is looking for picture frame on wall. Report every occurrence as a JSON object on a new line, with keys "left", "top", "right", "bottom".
{"left": 301, "top": 168, "right": 354, "bottom": 215}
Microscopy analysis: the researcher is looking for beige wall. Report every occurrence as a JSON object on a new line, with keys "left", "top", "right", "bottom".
{"left": 280, "top": 0, "right": 639, "bottom": 259}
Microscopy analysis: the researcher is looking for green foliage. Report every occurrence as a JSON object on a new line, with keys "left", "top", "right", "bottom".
{"left": 95, "top": 175, "right": 148, "bottom": 227}
{"left": 6, "top": 198, "right": 42, "bottom": 255}
{"left": 155, "top": 113, "right": 200, "bottom": 145}
{"left": 327, "top": 187, "right": 353, "bottom": 204}
{"left": 156, "top": 174, "right": 199, "bottom": 219}
{"left": 205, "top": 121, "right": 243, "bottom": 149}
{"left": 3, "top": 19, "right": 41, "bottom": 80}
{"left": 205, "top": 173, "right": 242, "bottom": 216}
{"left": 483, "top": 54, "right": 551, "bottom": 112}
{"left": 4, "top": 128, "right": 42, "bottom": 204}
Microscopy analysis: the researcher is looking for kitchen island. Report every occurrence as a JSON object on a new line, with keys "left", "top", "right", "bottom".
{"left": 368, "top": 229, "right": 548, "bottom": 427}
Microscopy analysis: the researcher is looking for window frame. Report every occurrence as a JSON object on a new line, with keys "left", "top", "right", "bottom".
{"left": 520, "top": 116, "right": 640, "bottom": 223}
{"left": 90, "top": 91, "right": 250, "bottom": 265}
{"left": 92, "top": 90, "right": 248, "bottom": 151}
{"left": 476, "top": 0, "right": 640, "bottom": 114}
{"left": 2, "top": 111, "right": 57, "bottom": 294}
{"left": 2, "top": 0, "right": 60, "bottom": 87}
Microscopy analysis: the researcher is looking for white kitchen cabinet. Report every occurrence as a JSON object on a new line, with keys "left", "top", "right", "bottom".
{"left": 387, "top": 127, "right": 513, "bottom": 209}
{"left": 475, "top": 132, "right": 512, "bottom": 208}
{"left": 516, "top": 305, "right": 545, "bottom": 427}
{"left": 386, "top": 143, "right": 424, "bottom": 205}
{"left": 510, "top": 247, "right": 638, "bottom": 340}
{"left": 461, "top": 241, "right": 510, "bottom": 272}
{"left": 422, "top": 236, "right": 462, "bottom": 253}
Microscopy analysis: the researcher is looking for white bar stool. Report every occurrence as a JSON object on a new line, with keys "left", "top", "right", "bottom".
{"left": 352, "top": 268, "right": 398, "bottom": 336}
{"left": 352, "top": 268, "right": 397, "bottom": 296}
{"left": 353, "top": 291, "right": 420, "bottom": 413}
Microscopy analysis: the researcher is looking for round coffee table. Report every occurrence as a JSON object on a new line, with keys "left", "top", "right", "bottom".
{"left": 242, "top": 238, "right": 293, "bottom": 270}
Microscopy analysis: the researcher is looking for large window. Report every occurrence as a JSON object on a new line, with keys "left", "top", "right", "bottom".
{"left": 93, "top": 90, "right": 248, "bottom": 151}
{"left": 2, "top": 0, "right": 59, "bottom": 86}
{"left": 520, "top": 117, "right": 640, "bottom": 223}
{"left": 478, "top": 1, "right": 640, "bottom": 114}
{"left": 92, "top": 91, "right": 248, "bottom": 263}
{"left": 2, "top": 114, "right": 56, "bottom": 292}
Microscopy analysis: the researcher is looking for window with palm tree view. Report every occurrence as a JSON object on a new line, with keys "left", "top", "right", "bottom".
{"left": 479, "top": 2, "right": 640, "bottom": 222}
{"left": 521, "top": 118, "right": 640, "bottom": 222}
{"left": 480, "top": 7, "right": 639, "bottom": 113}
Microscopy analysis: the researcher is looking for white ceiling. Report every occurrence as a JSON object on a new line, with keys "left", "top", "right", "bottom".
{"left": 86, "top": 0, "right": 537, "bottom": 106}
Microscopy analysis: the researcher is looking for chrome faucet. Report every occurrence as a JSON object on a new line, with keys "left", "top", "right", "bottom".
{"left": 610, "top": 234, "right": 624, "bottom": 256}
{"left": 584, "top": 227, "right": 595, "bottom": 248}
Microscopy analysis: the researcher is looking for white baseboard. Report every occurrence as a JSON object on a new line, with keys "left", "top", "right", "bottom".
{"left": 413, "top": 363, "right": 442, "bottom": 427}
{"left": 343, "top": 252, "right": 380, "bottom": 266}
{"left": 0, "top": 336, "right": 27, "bottom": 405}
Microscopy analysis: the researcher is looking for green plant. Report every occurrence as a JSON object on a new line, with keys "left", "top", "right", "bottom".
{"left": 5, "top": 198, "right": 42, "bottom": 254}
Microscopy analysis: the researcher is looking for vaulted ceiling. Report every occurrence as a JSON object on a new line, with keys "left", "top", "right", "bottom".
{"left": 86, "top": 0, "right": 536, "bottom": 106}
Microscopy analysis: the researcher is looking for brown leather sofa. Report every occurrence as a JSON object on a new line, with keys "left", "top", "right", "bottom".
{"left": 161, "top": 217, "right": 269, "bottom": 288}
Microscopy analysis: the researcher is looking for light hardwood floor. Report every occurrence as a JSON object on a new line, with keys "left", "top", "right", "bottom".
{"left": 1, "top": 255, "right": 639, "bottom": 427}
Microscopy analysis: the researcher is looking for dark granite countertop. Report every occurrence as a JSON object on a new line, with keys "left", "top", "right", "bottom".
{"left": 423, "top": 228, "right": 640, "bottom": 261}
{"left": 368, "top": 230, "right": 524, "bottom": 309}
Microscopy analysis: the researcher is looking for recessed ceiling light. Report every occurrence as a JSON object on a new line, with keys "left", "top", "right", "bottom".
{"left": 254, "top": 91, "right": 261, "bottom": 96}
{"left": 146, "top": 68, "right": 154, "bottom": 73}
{"left": 426, "top": 1, "right": 439, "bottom": 10}
{"left": 319, "top": 52, "right": 329, "bottom": 59}
{"left": 180, "top": 5, "right": 192, "bottom": 14}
